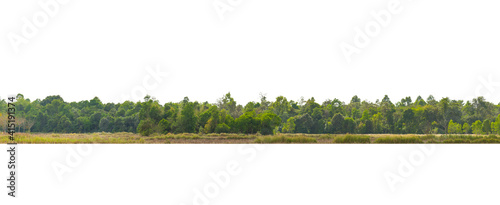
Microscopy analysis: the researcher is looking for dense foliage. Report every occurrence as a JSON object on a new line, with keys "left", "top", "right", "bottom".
{"left": 1, "top": 93, "right": 500, "bottom": 136}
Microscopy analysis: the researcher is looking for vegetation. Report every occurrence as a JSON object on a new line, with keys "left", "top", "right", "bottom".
{"left": 1, "top": 133, "right": 498, "bottom": 144}
{"left": 1, "top": 93, "right": 500, "bottom": 138}
{"left": 333, "top": 134, "right": 371, "bottom": 143}
{"left": 373, "top": 136, "right": 423, "bottom": 144}
{"left": 254, "top": 135, "right": 317, "bottom": 143}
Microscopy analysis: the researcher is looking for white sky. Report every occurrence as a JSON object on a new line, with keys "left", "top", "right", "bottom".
{"left": 1, "top": 0, "right": 500, "bottom": 105}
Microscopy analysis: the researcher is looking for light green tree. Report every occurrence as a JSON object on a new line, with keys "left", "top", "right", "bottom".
{"left": 447, "top": 120, "right": 462, "bottom": 134}
{"left": 462, "top": 123, "right": 471, "bottom": 134}
{"left": 471, "top": 120, "right": 483, "bottom": 134}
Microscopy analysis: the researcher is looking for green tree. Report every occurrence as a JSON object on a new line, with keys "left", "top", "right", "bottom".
{"left": 234, "top": 111, "right": 261, "bottom": 134}
{"left": 217, "top": 93, "right": 239, "bottom": 118}
{"left": 179, "top": 101, "right": 197, "bottom": 133}
{"left": 99, "top": 117, "right": 111, "bottom": 132}
{"left": 215, "top": 123, "right": 231, "bottom": 133}
{"left": 462, "top": 122, "right": 471, "bottom": 134}
{"left": 351, "top": 95, "right": 361, "bottom": 103}
{"left": 158, "top": 119, "right": 170, "bottom": 134}
{"left": 343, "top": 117, "right": 356, "bottom": 134}
{"left": 282, "top": 117, "right": 296, "bottom": 133}
{"left": 259, "top": 112, "right": 281, "bottom": 135}
{"left": 471, "top": 120, "right": 483, "bottom": 134}
{"left": 482, "top": 119, "right": 491, "bottom": 134}
{"left": 57, "top": 115, "right": 72, "bottom": 133}
{"left": 137, "top": 118, "right": 154, "bottom": 136}
{"left": 331, "top": 113, "right": 345, "bottom": 134}
{"left": 494, "top": 114, "right": 500, "bottom": 134}
{"left": 447, "top": 120, "right": 462, "bottom": 134}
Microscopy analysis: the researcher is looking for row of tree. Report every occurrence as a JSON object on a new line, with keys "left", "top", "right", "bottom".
{"left": 1, "top": 93, "right": 500, "bottom": 135}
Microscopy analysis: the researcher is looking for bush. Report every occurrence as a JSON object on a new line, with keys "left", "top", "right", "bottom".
{"left": 374, "top": 136, "right": 422, "bottom": 143}
{"left": 215, "top": 123, "right": 231, "bottom": 134}
{"left": 440, "top": 135, "right": 500, "bottom": 143}
{"left": 439, "top": 134, "right": 484, "bottom": 142}
{"left": 487, "top": 134, "right": 498, "bottom": 139}
{"left": 137, "top": 119, "right": 154, "bottom": 136}
{"left": 471, "top": 138, "right": 500, "bottom": 143}
{"left": 333, "top": 135, "right": 370, "bottom": 143}
{"left": 158, "top": 119, "right": 170, "bottom": 134}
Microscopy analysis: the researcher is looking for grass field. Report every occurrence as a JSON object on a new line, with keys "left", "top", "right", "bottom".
{"left": 1, "top": 132, "right": 500, "bottom": 144}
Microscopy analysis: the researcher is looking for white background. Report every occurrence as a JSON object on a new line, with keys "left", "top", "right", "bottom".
{"left": 1, "top": 0, "right": 500, "bottom": 104}
{"left": 2, "top": 145, "right": 500, "bottom": 204}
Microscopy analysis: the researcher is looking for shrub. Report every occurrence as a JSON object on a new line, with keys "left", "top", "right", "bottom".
{"left": 487, "top": 134, "right": 498, "bottom": 139}
{"left": 333, "top": 135, "right": 370, "bottom": 143}
{"left": 440, "top": 134, "right": 479, "bottom": 141}
{"left": 158, "top": 119, "right": 170, "bottom": 134}
{"left": 471, "top": 138, "right": 500, "bottom": 143}
{"left": 215, "top": 123, "right": 231, "bottom": 134}
{"left": 137, "top": 119, "right": 154, "bottom": 136}
{"left": 442, "top": 139, "right": 470, "bottom": 143}
{"left": 374, "top": 136, "right": 422, "bottom": 143}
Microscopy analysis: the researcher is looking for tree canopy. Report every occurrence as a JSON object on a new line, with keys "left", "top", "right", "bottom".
{"left": 1, "top": 93, "right": 500, "bottom": 136}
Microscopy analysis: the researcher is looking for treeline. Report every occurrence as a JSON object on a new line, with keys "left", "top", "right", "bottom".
{"left": 1, "top": 93, "right": 500, "bottom": 136}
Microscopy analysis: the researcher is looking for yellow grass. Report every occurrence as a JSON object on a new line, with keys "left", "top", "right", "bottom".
{"left": 0, "top": 132, "right": 498, "bottom": 144}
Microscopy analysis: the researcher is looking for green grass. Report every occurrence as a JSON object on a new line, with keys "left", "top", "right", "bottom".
{"left": 333, "top": 134, "right": 370, "bottom": 143}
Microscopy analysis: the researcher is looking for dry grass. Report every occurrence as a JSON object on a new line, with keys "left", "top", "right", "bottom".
{"left": 254, "top": 135, "right": 317, "bottom": 143}
{"left": 0, "top": 132, "right": 498, "bottom": 144}
{"left": 333, "top": 134, "right": 371, "bottom": 143}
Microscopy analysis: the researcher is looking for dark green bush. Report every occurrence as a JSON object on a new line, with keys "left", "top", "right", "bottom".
{"left": 471, "top": 138, "right": 500, "bottom": 143}
{"left": 215, "top": 123, "right": 231, "bottom": 134}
